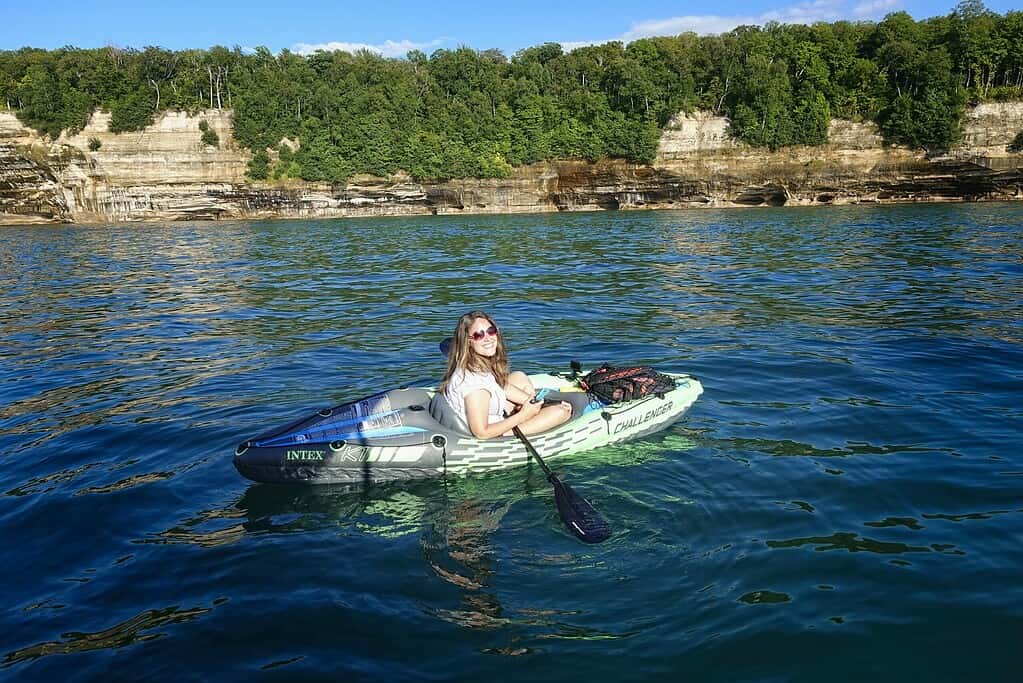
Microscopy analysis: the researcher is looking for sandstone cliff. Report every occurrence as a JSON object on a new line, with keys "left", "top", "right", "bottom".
{"left": 654, "top": 104, "right": 1023, "bottom": 206}
{"left": 1, "top": 103, "right": 1021, "bottom": 225}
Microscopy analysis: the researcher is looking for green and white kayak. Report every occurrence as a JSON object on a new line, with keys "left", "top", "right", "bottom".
{"left": 234, "top": 370, "right": 703, "bottom": 485}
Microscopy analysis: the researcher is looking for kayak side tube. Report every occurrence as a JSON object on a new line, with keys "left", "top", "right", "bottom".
{"left": 233, "top": 388, "right": 457, "bottom": 484}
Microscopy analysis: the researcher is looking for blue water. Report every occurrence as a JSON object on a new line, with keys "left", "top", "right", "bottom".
{"left": 1, "top": 204, "right": 1021, "bottom": 681}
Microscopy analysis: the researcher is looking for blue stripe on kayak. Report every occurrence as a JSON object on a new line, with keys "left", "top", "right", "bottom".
{"left": 256, "top": 424, "right": 427, "bottom": 448}
{"left": 310, "top": 408, "right": 402, "bottom": 432}
{"left": 256, "top": 409, "right": 403, "bottom": 446}
{"left": 334, "top": 426, "right": 428, "bottom": 440}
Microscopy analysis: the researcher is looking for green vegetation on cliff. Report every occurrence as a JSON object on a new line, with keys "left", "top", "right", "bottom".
{"left": 1, "top": 1, "right": 1021, "bottom": 181}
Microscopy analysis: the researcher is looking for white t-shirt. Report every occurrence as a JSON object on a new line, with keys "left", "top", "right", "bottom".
{"left": 444, "top": 369, "right": 507, "bottom": 428}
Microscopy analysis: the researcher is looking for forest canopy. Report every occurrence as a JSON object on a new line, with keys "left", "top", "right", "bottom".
{"left": 1, "top": 1, "right": 1020, "bottom": 182}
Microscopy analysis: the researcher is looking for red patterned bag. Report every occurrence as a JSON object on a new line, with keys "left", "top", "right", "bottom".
{"left": 579, "top": 364, "right": 677, "bottom": 404}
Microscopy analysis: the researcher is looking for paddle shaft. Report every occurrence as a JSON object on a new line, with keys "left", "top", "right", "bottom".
{"left": 512, "top": 425, "right": 555, "bottom": 480}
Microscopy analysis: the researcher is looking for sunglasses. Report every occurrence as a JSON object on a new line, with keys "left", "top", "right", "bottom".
{"left": 470, "top": 325, "right": 499, "bottom": 341}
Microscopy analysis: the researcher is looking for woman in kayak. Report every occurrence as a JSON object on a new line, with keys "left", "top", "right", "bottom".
{"left": 441, "top": 311, "right": 572, "bottom": 439}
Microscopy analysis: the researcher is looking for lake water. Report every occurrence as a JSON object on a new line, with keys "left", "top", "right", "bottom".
{"left": 1, "top": 204, "right": 1021, "bottom": 682}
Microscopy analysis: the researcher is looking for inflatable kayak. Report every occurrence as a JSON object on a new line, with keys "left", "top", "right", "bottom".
{"left": 234, "top": 370, "right": 703, "bottom": 485}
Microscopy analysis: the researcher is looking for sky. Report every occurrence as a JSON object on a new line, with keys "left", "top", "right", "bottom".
{"left": 3, "top": 0, "right": 1018, "bottom": 57}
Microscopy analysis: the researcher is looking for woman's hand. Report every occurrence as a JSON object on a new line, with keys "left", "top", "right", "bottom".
{"left": 517, "top": 398, "right": 544, "bottom": 420}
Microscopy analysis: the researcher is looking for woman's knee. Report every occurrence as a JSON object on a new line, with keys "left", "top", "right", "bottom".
{"left": 507, "top": 370, "right": 533, "bottom": 393}
{"left": 549, "top": 402, "right": 572, "bottom": 426}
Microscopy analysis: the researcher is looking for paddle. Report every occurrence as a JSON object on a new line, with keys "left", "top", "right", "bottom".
{"left": 439, "top": 338, "right": 611, "bottom": 543}
{"left": 512, "top": 424, "right": 612, "bottom": 543}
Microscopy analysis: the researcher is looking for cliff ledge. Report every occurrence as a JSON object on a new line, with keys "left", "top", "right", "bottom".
{"left": 1, "top": 103, "right": 1021, "bottom": 225}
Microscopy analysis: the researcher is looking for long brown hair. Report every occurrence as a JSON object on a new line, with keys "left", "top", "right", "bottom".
{"left": 439, "top": 311, "right": 509, "bottom": 393}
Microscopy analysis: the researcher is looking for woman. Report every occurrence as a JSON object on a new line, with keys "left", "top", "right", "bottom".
{"left": 440, "top": 311, "right": 572, "bottom": 439}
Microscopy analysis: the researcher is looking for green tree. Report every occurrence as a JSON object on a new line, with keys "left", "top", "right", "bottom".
{"left": 994, "top": 12, "right": 1023, "bottom": 97}
{"left": 950, "top": 0, "right": 1003, "bottom": 97}
{"left": 1008, "top": 130, "right": 1023, "bottom": 152}
{"left": 3, "top": 6, "right": 1023, "bottom": 174}
{"left": 16, "top": 62, "right": 64, "bottom": 137}
{"left": 108, "top": 87, "right": 155, "bottom": 132}
{"left": 791, "top": 90, "right": 831, "bottom": 145}
{"left": 247, "top": 149, "right": 270, "bottom": 179}
{"left": 727, "top": 46, "right": 795, "bottom": 149}
{"left": 404, "top": 131, "right": 448, "bottom": 180}
{"left": 878, "top": 47, "right": 963, "bottom": 149}
{"left": 296, "top": 124, "right": 353, "bottom": 182}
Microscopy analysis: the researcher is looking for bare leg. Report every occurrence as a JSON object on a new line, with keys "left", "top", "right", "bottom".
{"left": 516, "top": 402, "right": 573, "bottom": 435}
{"left": 504, "top": 370, "right": 535, "bottom": 414}
{"left": 506, "top": 370, "right": 534, "bottom": 396}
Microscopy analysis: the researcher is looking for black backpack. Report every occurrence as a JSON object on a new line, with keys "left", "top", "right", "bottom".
{"left": 579, "top": 364, "right": 677, "bottom": 404}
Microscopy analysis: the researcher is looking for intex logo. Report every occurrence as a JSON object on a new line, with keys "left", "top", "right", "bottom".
{"left": 336, "top": 445, "right": 370, "bottom": 462}
{"left": 285, "top": 450, "right": 325, "bottom": 461}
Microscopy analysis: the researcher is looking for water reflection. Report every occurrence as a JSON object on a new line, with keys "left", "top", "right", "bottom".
{"left": 74, "top": 471, "right": 174, "bottom": 496}
{"left": 5, "top": 462, "right": 104, "bottom": 497}
{"left": 139, "top": 505, "right": 250, "bottom": 548}
{"left": 227, "top": 479, "right": 517, "bottom": 633}
{"left": 865, "top": 516, "right": 924, "bottom": 530}
{"left": 766, "top": 532, "right": 936, "bottom": 555}
{"left": 739, "top": 590, "right": 791, "bottom": 605}
{"left": 421, "top": 496, "right": 509, "bottom": 629}
{"left": 3, "top": 602, "right": 222, "bottom": 667}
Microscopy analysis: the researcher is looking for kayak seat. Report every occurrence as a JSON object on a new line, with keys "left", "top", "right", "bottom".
{"left": 542, "top": 390, "right": 597, "bottom": 416}
{"left": 428, "top": 392, "right": 472, "bottom": 436}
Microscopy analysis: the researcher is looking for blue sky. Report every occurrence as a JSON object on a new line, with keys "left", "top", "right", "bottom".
{"left": 4, "top": 0, "right": 1017, "bottom": 56}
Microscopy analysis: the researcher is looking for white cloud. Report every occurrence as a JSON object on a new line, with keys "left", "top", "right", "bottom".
{"left": 291, "top": 38, "right": 446, "bottom": 58}
{"left": 565, "top": 0, "right": 902, "bottom": 50}
{"left": 621, "top": 15, "right": 759, "bottom": 41}
{"left": 763, "top": 0, "right": 849, "bottom": 24}
{"left": 852, "top": 0, "right": 901, "bottom": 18}
{"left": 557, "top": 40, "right": 608, "bottom": 51}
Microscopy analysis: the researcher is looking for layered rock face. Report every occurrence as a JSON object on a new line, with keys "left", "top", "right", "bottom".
{"left": 654, "top": 105, "right": 1023, "bottom": 206}
{"left": 0, "top": 115, "right": 69, "bottom": 224}
{"left": 0, "top": 103, "right": 1021, "bottom": 224}
{"left": 0, "top": 144, "right": 68, "bottom": 224}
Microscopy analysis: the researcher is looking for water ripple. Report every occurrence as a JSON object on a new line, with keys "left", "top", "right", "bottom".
{"left": 3, "top": 602, "right": 222, "bottom": 668}
{"left": 1, "top": 205, "right": 1021, "bottom": 680}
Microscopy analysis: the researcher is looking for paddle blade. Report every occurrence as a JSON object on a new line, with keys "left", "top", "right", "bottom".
{"left": 439, "top": 337, "right": 452, "bottom": 357}
{"left": 550, "top": 476, "right": 612, "bottom": 543}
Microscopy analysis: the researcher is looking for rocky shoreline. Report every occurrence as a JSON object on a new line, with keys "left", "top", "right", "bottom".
{"left": 2, "top": 105, "right": 1021, "bottom": 225}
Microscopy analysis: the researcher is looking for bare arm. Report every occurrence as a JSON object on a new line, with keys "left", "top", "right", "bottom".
{"left": 464, "top": 388, "right": 542, "bottom": 439}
